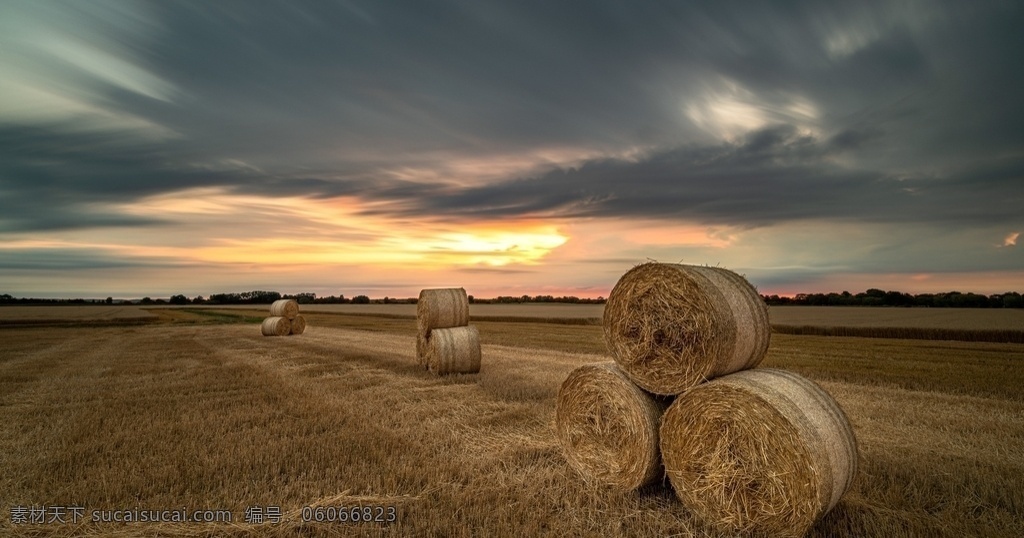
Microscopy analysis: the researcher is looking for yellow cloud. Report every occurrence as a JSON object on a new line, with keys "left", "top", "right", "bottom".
{"left": 1003, "top": 232, "right": 1019, "bottom": 247}
{"left": 105, "top": 189, "right": 570, "bottom": 268}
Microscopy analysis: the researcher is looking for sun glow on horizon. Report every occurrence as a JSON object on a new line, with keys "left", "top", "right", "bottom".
{"left": 26, "top": 188, "right": 572, "bottom": 270}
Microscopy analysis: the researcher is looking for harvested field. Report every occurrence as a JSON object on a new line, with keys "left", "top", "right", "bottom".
{"left": 768, "top": 305, "right": 1024, "bottom": 330}
{"left": 192, "top": 304, "right": 1024, "bottom": 335}
{"left": 0, "top": 305, "right": 159, "bottom": 327}
{"left": 1, "top": 313, "right": 1022, "bottom": 537}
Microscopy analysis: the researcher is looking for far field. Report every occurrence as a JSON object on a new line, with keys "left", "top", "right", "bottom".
{"left": 5, "top": 303, "right": 1023, "bottom": 332}
{"left": 0, "top": 307, "right": 1022, "bottom": 536}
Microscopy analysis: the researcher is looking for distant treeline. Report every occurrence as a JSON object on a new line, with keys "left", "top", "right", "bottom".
{"left": 762, "top": 289, "right": 1024, "bottom": 308}
{"left": 2, "top": 289, "right": 1023, "bottom": 308}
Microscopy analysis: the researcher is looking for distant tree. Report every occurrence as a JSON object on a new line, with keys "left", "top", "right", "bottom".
{"left": 140, "top": 297, "right": 154, "bottom": 304}
{"left": 169, "top": 294, "right": 189, "bottom": 305}
{"left": 352, "top": 295, "right": 370, "bottom": 304}
{"left": 467, "top": 295, "right": 474, "bottom": 303}
{"left": 193, "top": 295, "right": 206, "bottom": 304}
{"left": 105, "top": 296, "right": 113, "bottom": 305}
{"left": 290, "top": 292, "right": 315, "bottom": 304}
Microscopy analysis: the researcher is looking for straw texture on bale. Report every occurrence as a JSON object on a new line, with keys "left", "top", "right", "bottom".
{"left": 261, "top": 316, "right": 291, "bottom": 337}
{"left": 289, "top": 314, "right": 306, "bottom": 335}
{"left": 417, "top": 288, "right": 469, "bottom": 335}
{"left": 415, "top": 333, "right": 429, "bottom": 369}
{"left": 555, "top": 363, "right": 668, "bottom": 490}
{"left": 603, "top": 262, "right": 771, "bottom": 395}
{"left": 659, "top": 368, "right": 858, "bottom": 538}
{"left": 269, "top": 299, "right": 299, "bottom": 320}
{"left": 424, "top": 325, "right": 481, "bottom": 374}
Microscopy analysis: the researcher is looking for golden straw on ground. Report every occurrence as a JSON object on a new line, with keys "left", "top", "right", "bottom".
{"left": 260, "top": 316, "right": 291, "bottom": 337}
{"left": 424, "top": 326, "right": 480, "bottom": 374}
{"left": 269, "top": 299, "right": 299, "bottom": 319}
{"left": 555, "top": 362, "right": 668, "bottom": 490}
{"left": 603, "top": 262, "right": 771, "bottom": 395}
{"left": 659, "top": 368, "right": 858, "bottom": 538}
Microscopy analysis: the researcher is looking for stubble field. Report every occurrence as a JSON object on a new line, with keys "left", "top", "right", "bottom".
{"left": 1, "top": 307, "right": 1022, "bottom": 537}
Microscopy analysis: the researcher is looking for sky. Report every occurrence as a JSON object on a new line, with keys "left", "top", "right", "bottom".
{"left": 1, "top": 0, "right": 1022, "bottom": 299}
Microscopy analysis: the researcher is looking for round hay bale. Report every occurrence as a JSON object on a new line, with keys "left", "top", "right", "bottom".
{"left": 269, "top": 299, "right": 299, "bottom": 319}
{"left": 417, "top": 288, "right": 469, "bottom": 335}
{"left": 261, "top": 316, "right": 291, "bottom": 337}
{"left": 660, "top": 368, "right": 858, "bottom": 538}
{"left": 289, "top": 314, "right": 306, "bottom": 335}
{"left": 603, "top": 262, "right": 770, "bottom": 395}
{"left": 424, "top": 325, "right": 480, "bottom": 375}
{"left": 555, "top": 363, "right": 668, "bottom": 490}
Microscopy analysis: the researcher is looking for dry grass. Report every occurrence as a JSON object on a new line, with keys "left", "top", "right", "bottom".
{"left": 772, "top": 324, "right": 1024, "bottom": 343}
{"left": 0, "top": 314, "right": 1022, "bottom": 536}
{"left": 204, "top": 303, "right": 1024, "bottom": 330}
{"left": 0, "top": 306, "right": 158, "bottom": 320}
{"left": 768, "top": 305, "right": 1024, "bottom": 330}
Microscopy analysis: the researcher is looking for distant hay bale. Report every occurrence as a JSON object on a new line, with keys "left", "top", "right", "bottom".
{"left": 555, "top": 363, "right": 668, "bottom": 490}
{"left": 424, "top": 326, "right": 480, "bottom": 375}
{"left": 417, "top": 288, "right": 471, "bottom": 365}
{"left": 660, "top": 368, "right": 858, "bottom": 538}
{"left": 289, "top": 314, "right": 306, "bottom": 335}
{"left": 417, "top": 288, "right": 469, "bottom": 333}
{"left": 603, "top": 262, "right": 770, "bottom": 395}
{"left": 269, "top": 299, "right": 299, "bottom": 319}
{"left": 261, "top": 316, "right": 291, "bottom": 337}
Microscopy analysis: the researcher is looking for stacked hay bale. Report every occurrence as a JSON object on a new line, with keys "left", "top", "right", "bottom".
{"left": 556, "top": 262, "right": 857, "bottom": 537}
{"left": 416, "top": 288, "right": 480, "bottom": 374}
{"left": 262, "top": 298, "right": 305, "bottom": 336}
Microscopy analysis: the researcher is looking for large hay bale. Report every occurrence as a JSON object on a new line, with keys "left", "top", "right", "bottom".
{"left": 660, "top": 368, "right": 858, "bottom": 538}
{"left": 603, "top": 262, "right": 770, "bottom": 395}
{"left": 289, "top": 314, "right": 306, "bottom": 335}
{"left": 269, "top": 299, "right": 299, "bottom": 319}
{"left": 555, "top": 363, "right": 668, "bottom": 490}
{"left": 261, "top": 316, "right": 291, "bottom": 337}
{"left": 417, "top": 288, "right": 469, "bottom": 332}
{"left": 424, "top": 325, "right": 480, "bottom": 374}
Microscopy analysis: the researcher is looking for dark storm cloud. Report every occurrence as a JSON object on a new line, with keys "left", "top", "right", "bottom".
{"left": 0, "top": 249, "right": 173, "bottom": 270}
{"left": 391, "top": 124, "right": 1022, "bottom": 227}
{"left": 1, "top": 0, "right": 1022, "bottom": 233}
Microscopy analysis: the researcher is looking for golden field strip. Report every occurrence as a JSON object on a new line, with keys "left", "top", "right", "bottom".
{"left": 1, "top": 310, "right": 1023, "bottom": 536}
{"left": 5, "top": 303, "right": 1023, "bottom": 331}
{"left": 194, "top": 303, "right": 1024, "bottom": 330}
